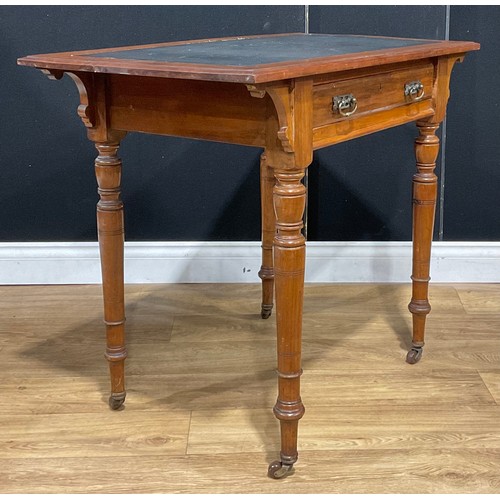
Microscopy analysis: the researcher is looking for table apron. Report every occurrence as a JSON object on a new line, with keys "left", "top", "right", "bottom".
{"left": 312, "top": 100, "right": 435, "bottom": 149}
{"left": 108, "top": 75, "right": 268, "bottom": 147}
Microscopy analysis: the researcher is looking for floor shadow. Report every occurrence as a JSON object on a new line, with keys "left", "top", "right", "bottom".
{"left": 12, "top": 282, "right": 357, "bottom": 455}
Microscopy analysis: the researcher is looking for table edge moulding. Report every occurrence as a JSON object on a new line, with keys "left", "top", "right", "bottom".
{"left": 17, "top": 32, "right": 480, "bottom": 480}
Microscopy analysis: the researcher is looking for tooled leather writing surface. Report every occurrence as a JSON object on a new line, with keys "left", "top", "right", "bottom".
{"left": 90, "top": 34, "right": 434, "bottom": 66}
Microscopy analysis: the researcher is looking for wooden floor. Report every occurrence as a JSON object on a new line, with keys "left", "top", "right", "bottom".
{"left": 1, "top": 283, "right": 499, "bottom": 493}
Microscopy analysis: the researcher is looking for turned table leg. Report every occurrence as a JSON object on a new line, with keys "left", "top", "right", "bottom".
{"left": 94, "top": 141, "right": 127, "bottom": 409}
{"left": 259, "top": 151, "right": 275, "bottom": 319}
{"left": 268, "top": 168, "right": 306, "bottom": 479}
{"left": 407, "top": 120, "right": 440, "bottom": 364}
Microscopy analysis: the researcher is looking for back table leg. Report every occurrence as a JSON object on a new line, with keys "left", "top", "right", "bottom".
{"left": 259, "top": 152, "right": 275, "bottom": 319}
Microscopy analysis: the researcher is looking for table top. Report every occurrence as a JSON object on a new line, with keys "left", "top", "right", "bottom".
{"left": 18, "top": 33, "right": 479, "bottom": 84}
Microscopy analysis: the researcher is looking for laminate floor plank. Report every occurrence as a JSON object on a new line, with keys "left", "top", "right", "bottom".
{"left": 478, "top": 370, "right": 500, "bottom": 404}
{"left": 4, "top": 335, "right": 499, "bottom": 378}
{"left": 454, "top": 284, "right": 500, "bottom": 314}
{"left": 1, "top": 283, "right": 465, "bottom": 314}
{"left": 1, "top": 449, "right": 499, "bottom": 493}
{"left": 188, "top": 405, "right": 500, "bottom": 454}
{"left": 0, "top": 410, "right": 191, "bottom": 459}
{"left": 1, "top": 368, "right": 492, "bottom": 416}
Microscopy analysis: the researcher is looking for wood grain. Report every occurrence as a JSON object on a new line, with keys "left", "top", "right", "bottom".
{"left": 0, "top": 368, "right": 493, "bottom": 416}
{"left": 313, "top": 62, "right": 434, "bottom": 127}
{"left": 478, "top": 371, "right": 500, "bottom": 404}
{"left": 0, "top": 410, "right": 190, "bottom": 459}
{"left": 301, "top": 283, "right": 466, "bottom": 314}
{"left": 108, "top": 75, "right": 267, "bottom": 146}
{"left": 1, "top": 450, "right": 499, "bottom": 493}
{"left": 1, "top": 283, "right": 499, "bottom": 492}
{"left": 454, "top": 284, "right": 500, "bottom": 314}
{"left": 187, "top": 404, "right": 500, "bottom": 454}
{"left": 312, "top": 98, "right": 434, "bottom": 148}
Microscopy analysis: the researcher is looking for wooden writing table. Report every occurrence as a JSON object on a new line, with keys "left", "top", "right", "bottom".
{"left": 18, "top": 33, "right": 479, "bottom": 479}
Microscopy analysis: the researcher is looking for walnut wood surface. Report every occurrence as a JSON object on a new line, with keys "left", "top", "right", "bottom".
{"left": 408, "top": 121, "right": 440, "bottom": 348}
{"left": 313, "top": 61, "right": 434, "bottom": 127}
{"left": 16, "top": 32, "right": 479, "bottom": 478}
{"left": 108, "top": 75, "right": 267, "bottom": 147}
{"left": 94, "top": 142, "right": 127, "bottom": 409}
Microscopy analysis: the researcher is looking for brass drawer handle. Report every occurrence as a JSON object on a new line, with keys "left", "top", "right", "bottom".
{"left": 405, "top": 80, "right": 425, "bottom": 101}
{"left": 332, "top": 94, "right": 358, "bottom": 117}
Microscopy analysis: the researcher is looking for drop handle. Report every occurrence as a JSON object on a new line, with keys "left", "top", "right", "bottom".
{"left": 332, "top": 94, "right": 358, "bottom": 117}
{"left": 405, "top": 80, "right": 425, "bottom": 101}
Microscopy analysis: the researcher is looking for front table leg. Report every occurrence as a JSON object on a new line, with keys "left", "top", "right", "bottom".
{"left": 268, "top": 168, "right": 306, "bottom": 479}
{"left": 94, "top": 141, "right": 128, "bottom": 409}
{"left": 407, "top": 120, "right": 440, "bottom": 364}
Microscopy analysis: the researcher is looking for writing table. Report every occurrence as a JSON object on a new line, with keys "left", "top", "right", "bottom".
{"left": 18, "top": 33, "right": 479, "bottom": 479}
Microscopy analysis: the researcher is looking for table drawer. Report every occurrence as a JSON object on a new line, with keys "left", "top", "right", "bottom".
{"left": 313, "top": 63, "right": 434, "bottom": 127}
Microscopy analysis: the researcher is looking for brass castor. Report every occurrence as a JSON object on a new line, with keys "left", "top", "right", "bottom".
{"left": 268, "top": 461, "right": 293, "bottom": 479}
{"left": 406, "top": 347, "right": 423, "bottom": 364}
{"left": 261, "top": 304, "right": 273, "bottom": 319}
{"left": 108, "top": 392, "right": 126, "bottom": 410}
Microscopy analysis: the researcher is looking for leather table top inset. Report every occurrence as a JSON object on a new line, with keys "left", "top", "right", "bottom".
{"left": 90, "top": 34, "right": 434, "bottom": 67}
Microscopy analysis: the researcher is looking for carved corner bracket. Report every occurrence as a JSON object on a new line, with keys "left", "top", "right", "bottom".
{"left": 67, "top": 72, "right": 96, "bottom": 128}
{"left": 41, "top": 69, "right": 64, "bottom": 81}
{"left": 246, "top": 84, "right": 267, "bottom": 99}
{"left": 41, "top": 69, "right": 96, "bottom": 128}
{"left": 248, "top": 80, "right": 313, "bottom": 168}
{"left": 431, "top": 54, "right": 466, "bottom": 123}
{"left": 247, "top": 83, "right": 294, "bottom": 154}
{"left": 267, "top": 86, "right": 294, "bottom": 154}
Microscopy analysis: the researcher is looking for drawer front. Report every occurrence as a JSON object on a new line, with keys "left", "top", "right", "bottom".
{"left": 313, "top": 63, "right": 434, "bottom": 128}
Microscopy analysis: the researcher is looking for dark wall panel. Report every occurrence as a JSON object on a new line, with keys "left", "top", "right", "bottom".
{"left": 308, "top": 6, "right": 447, "bottom": 241}
{"left": 309, "top": 6, "right": 447, "bottom": 40}
{"left": 0, "top": 6, "right": 304, "bottom": 241}
{"left": 444, "top": 6, "right": 500, "bottom": 240}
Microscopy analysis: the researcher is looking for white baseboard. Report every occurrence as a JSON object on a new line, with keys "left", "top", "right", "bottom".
{"left": 0, "top": 241, "right": 499, "bottom": 285}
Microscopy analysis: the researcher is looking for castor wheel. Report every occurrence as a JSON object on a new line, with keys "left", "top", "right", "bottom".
{"left": 268, "top": 461, "right": 293, "bottom": 479}
{"left": 108, "top": 393, "right": 126, "bottom": 410}
{"left": 261, "top": 305, "right": 273, "bottom": 319}
{"left": 406, "top": 347, "right": 423, "bottom": 365}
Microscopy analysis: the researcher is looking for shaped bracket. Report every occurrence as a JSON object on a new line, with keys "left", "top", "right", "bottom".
{"left": 247, "top": 84, "right": 294, "bottom": 153}
{"left": 41, "top": 69, "right": 96, "bottom": 128}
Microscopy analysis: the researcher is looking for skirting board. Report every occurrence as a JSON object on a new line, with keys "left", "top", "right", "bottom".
{"left": 0, "top": 241, "right": 499, "bottom": 285}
